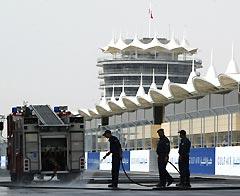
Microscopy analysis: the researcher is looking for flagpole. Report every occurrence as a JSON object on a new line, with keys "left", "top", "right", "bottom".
{"left": 148, "top": 0, "right": 151, "bottom": 38}
{"left": 148, "top": 16, "right": 151, "bottom": 38}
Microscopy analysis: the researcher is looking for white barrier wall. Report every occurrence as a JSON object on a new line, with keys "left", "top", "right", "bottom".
{"left": 85, "top": 152, "right": 88, "bottom": 170}
{"left": 149, "top": 149, "right": 179, "bottom": 174}
{"left": 166, "top": 148, "right": 179, "bottom": 174}
{"left": 149, "top": 150, "right": 158, "bottom": 172}
{"left": 215, "top": 146, "right": 240, "bottom": 176}
{"left": 130, "top": 150, "right": 150, "bottom": 172}
{"left": 87, "top": 147, "right": 240, "bottom": 176}
{"left": 100, "top": 151, "right": 112, "bottom": 170}
{"left": 0, "top": 156, "right": 6, "bottom": 169}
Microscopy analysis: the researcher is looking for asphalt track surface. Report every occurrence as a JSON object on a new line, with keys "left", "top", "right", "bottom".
{"left": 0, "top": 172, "right": 240, "bottom": 195}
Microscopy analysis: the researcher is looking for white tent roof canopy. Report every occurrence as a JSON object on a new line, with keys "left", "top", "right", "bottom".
{"left": 169, "top": 58, "right": 197, "bottom": 99}
{"left": 193, "top": 50, "right": 220, "bottom": 93}
{"left": 101, "top": 34, "right": 198, "bottom": 54}
{"left": 79, "top": 45, "right": 240, "bottom": 119}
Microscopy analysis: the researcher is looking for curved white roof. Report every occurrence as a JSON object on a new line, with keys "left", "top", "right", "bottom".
{"left": 225, "top": 59, "right": 239, "bottom": 74}
{"left": 78, "top": 109, "right": 92, "bottom": 119}
{"left": 95, "top": 88, "right": 112, "bottom": 116}
{"left": 88, "top": 108, "right": 99, "bottom": 117}
{"left": 108, "top": 84, "right": 126, "bottom": 113}
{"left": 123, "top": 35, "right": 145, "bottom": 51}
{"left": 145, "top": 35, "right": 168, "bottom": 52}
{"left": 101, "top": 33, "right": 198, "bottom": 54}
{"left": 101, "top": 37, "right": 119, "bottom": 54}
{"left": 137, "top": 73, "right": 153, "bottom": 107}
{"left": 169, "top": 58, "right": 196, "bottom": 98}
{"left": 149, "top": 65, "right": 172, "bottom": 103}
{"left": 108, "top": 100, "right": 125, "bottom": 113}
{"left": 218, "top": 45, "right": 240, "bottom": 88}
{"left": 166, "top": 32, "right": 179, "bottom": 49}
{"left": 82, "top": 44, "right": 240, "bottom": 119}
{"left": 180, "top": 37, "right": 198, "bottom": 54}
{"left": 166, "top": 34, "right": 197, "bottom": 54}
{"left": 149, "top": 69, "right": 157, "bottom": 90}
{"left": 122, "top": 96, "right": 140, "bottom": 111}
{"left": 122, "top": 76, "right": 144, "bottom": 110}
{"left": 193, "top": 50, "right": 220, "bottom": 93}
{"left": 137, "top": 94, "right": 153, "bottom": 107}
{"left": 114, "top": 34, "right": 128, "bottom": 51}
{"left": 218, "top": 73, "right": 240, "bottom": 88}
{"left": 225, "top": 45, "right": 239, "bottom": 74}
{"left": 136, "top": 73, "right": 146, "bottom": 96}
{"left": 95, "top": 103, "right": 111, "bottom": 116}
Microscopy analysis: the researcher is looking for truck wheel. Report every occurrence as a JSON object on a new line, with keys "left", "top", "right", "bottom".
{"left": 10, "top": 173, "right": 17, "bottom": 183}
{"left": 57, "top": 173, "right": 80, "bottom": 182}
{"left": 67, "top": 173, "right": 81, "bottom": 181}
{"left": 22, "top": 174, "right": 34, "bottom": 183}
{"left": 57, "top": 174, "right": 66, "bottom": 182}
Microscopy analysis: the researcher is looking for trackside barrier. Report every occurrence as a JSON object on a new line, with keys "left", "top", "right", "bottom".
{"left": 99, "top": 151, "right": 130, "bottom": 171}
{"left": 130, "top": 150, "right": 150, "bottom": 172}
{"left": 215, "top": 146, "right": 240, "bottom": 176}
{"left": 87, "top": 152, "right": 100, "bottom": 170}
{"left": 120, "top": 151, "right": 130, "bottom": 171}
{"left": 87, "top": 147, "right": 240, "bottom": 176}
{"left": 190, "top": 148, "right": 215, "bottom": 175}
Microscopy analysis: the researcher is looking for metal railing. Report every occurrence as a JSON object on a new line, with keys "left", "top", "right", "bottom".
{"left": 97, "top": 55, "right": 202, "bottom": 64}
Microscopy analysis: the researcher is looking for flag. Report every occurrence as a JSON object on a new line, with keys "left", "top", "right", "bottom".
{"left": 148, "top": 1, "right": 153, "bottom": 19}
{"left": 150, "top": 10, "right": 153, "bottom": 19}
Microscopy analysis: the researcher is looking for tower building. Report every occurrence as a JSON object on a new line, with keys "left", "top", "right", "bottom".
{"left": 97, "top": 34, "right": 202, "bottom": 98}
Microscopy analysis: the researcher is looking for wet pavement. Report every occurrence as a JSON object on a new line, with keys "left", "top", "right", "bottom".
{"left": 0, "top": 172, "right": 240, "bottom": 195}
{"left": 1, "top": 186, "right": 240, "bottom": 196}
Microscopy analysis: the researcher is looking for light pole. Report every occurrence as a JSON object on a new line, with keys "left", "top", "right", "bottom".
{"left": 0, "top": 115, "right": 6, "bottom": 163}
{"left": 0, "top": 115, "right": 5, "bottom": 138}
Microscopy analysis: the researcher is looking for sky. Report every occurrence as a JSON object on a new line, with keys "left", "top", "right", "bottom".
{"left": 0, "top": 0, "right": 240, "bottom": 131}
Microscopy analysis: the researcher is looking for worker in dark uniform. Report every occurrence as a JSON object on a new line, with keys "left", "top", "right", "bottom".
{"left": 102, "top": 130, "right": 122, "bottom": 189}
{"left": 177, "top": 130, "right": 191, "bottom": 188}
{"left": 156, "top": 128, "right": 174, "bottom": 188}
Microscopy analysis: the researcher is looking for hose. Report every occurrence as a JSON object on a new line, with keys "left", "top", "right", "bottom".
{"left": 45, "top": 173, "right": 56, "bottom": 182}
{"left": 37, "top": 173, "right": 55, "bottom": 183}
{"left": 39, "top": 162, "right": 58, "bottom": 182}
{"left": 120, "top": 159, "right": 180, "bottom": 188}
{"left": 120, "top": 159, "right": 157, "bottom": 187}
{"left": 167, "top": 161, "right": 180, "bottom": 174}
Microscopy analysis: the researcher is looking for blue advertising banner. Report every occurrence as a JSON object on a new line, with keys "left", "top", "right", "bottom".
{"left": 120, "top": 151, "right": 130, "bottom": 171}
{"left": 189, "top": 148, "right": 215, "bottom": 175}
{"left": 87, "top": 152, "right": 100, "bottom": 170}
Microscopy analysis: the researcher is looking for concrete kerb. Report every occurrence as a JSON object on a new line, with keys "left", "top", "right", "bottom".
{"left": 1, "top": 183, "right": 240, "bottom": 191}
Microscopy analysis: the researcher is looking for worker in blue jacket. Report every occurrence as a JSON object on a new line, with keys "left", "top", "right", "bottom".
{"left": 177, "top": 129, "right": 191, "bottom": 188}
{"left": 156, "top": 128, "right": 174, "bottom": 188}
{"left": 103, "top": 130, "right": 122, "bottom": 189}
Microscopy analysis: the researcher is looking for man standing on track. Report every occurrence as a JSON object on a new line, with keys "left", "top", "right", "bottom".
{"left": 177, "top": 129, "right": 191, "bottom": 189}
{"left": 156, "top": 128, "right": 174, "bottom": 188}
{"left": 103, "top": 130, "right": 122, "bottom": 189}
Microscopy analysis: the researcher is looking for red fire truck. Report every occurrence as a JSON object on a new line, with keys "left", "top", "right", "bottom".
{"left": 7, "top": 105, "right": 85, "bottom": 183}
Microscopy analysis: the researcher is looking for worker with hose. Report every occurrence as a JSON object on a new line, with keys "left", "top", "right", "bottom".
{"left": 102, "top": 130, "right": 122, "bottom": 189}
{"left": 156, "top": 128, "right": 174, "bottom": 188}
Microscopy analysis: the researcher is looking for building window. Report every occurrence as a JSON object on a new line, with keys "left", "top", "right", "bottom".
{"left": 217, "top": 132, "right": 229, "bottom": 147}
{"left": 136, "top": 126, "right": 143, "bottom": 150}
{"left": 121, "top": 128, "right": 129, "bottom": 150}
{"left": 145, "top": 108, "right": 153, "bottom": 122}
{"left": 232, "top": 131, "right": 240, "bottom": 146}
{"left": 129, "top": 126, "right": 136, "bottom": 150}
{"left": 192, "top": 134, "right": 202, "bottom": 147}
{"left": 205, "top": 133, "right": 215, "bottom": 147}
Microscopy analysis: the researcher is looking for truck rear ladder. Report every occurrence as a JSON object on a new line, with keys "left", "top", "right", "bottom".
{"left": 30, "top": 105, "right": 65, "bottom": 126}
